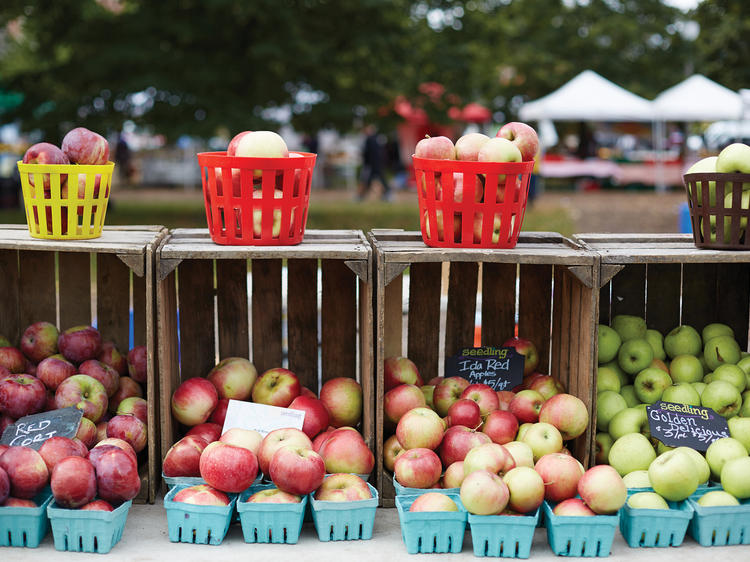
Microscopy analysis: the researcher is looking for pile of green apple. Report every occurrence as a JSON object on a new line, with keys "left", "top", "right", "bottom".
{"left": 595, "top": 314, "right": 750, "bottom": 486}
{"left": 685, "top": 142, "right": 750, "bottom": 244}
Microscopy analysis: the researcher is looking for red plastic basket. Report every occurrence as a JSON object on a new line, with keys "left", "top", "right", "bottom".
{"left": 197, "top": 151, "right": 316, "bottom": 245}
{"left": 413, "top": 156, "right": 534, "bottom": 249}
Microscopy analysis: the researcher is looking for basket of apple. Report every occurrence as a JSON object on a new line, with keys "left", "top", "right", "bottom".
{"left": 683, "top": 142, "right": 750, "bottom": 249}
{"left": 687, "top": 484, "right": 750, "bottom": 546}
{"left": 197, "top": 130, "right": 316, "bottom": 245}
{"left": 412, "top": 122, "right": 537, "bottom": 249}
{"left": 395, "top": 491, "right": 467, "bottom": 554}
{"left": 17, "top": 128, "right": 114, "bottom": 240}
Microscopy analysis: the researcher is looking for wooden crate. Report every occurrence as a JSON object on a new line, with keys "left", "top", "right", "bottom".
{"left": 0, "top": 224, "right": 166, "bottom": 503}
{"left": 156, "top": 229, "right": 374, "bottom": 489}
{"left": 369, "top": 230, "right": 599, "bottom": 506}
{"left": 577, "top": 233, "right": 750, "bottom": 350}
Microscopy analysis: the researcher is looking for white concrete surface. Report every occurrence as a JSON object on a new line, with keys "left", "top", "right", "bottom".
{"left": 3, "top": 500, "right": 749, "bottom": 561}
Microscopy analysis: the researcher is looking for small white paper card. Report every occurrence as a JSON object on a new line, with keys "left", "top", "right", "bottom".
{"left": 222, "top": 399, "right": 305, "bottom": 437}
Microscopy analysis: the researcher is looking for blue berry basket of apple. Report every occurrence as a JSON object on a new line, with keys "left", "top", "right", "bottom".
{"left": 396, "top": 492, "right": 468, "bottom": 554}
{"left": 236, "top": 483, "right": 308, "bottom": 544}
{"left": 0, "top": 488, "right": 54, "bottom": 548}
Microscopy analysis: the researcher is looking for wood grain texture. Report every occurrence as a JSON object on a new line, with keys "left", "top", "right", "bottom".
{"left": 132, "top": 266, "right": 147, "bottom": 347}
{"left": 610, "top": 264, "right": 646, "bottom": 318}
{"left": 406, "top": 262, "right": 442, "bottom": 380}
{"left": 287, "top": 259, "right": 319, "bottom": 391}
{"left": 19, "top": 251, "right": 56, "bottom": 330}
{"left": 359, "top": 275, "right": 375, "bottom": 451}
{"left": 157, "top": 271, "right": 179, "bottom": 472}
{"left": 96, "top": 253, "right": 131, "bottom": 351}
{"left": 715, "top": 263, "right": 750, "bottom": 350}
{"left": 0, "top": 250, "right": 20, "bottom": 344}
{"left": 177, "top": 259, "right": 216, "bottom": 379}
{"left": 251, "top": 259, "right": 283, "bottom": 373}
{"left": 444, "top": 262, "right": 479, "bottom": 360}
{"left": 383, "top": 273, "right": 403, "bottom": 359}
{"left": 216, "top": 259, "right": 249, "bottom": 360}
{"left": 681, "top": 263, "right": 717, "bottom": 332}
{"left": 481, "top": 262, "right": 517, "bottom": 346}
{"left": 645, "top": 263, "right": 681, "bottom": 335}
{"left": 58, "top": 252, "right": 92, "bottom": 329}
{"left": 321, "top": 259, "right": 357, "bottom": 382}
{"left": 518, "top": 264, "right": 553, "bottom": 373}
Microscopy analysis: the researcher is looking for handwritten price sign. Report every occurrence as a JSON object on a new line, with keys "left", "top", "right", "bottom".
{"left": 445, "top": 346, "right": 524, "bottom": 391}
{"left": 1, "top": 407, "right": 83, "bottom": 450}
{"left": 647, "top": 401, "right": 729, "bottom": 451}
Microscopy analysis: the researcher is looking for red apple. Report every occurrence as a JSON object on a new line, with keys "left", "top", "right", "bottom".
{"left": 318, "top": 428, "right": 374, "bottom": 475}
{"left": 98, "top": 342, "right": 127, "bottom": 376}
{"left": 482, "top": 410, "right": 519, "bottom": 445}
{"left": 299, "top": 386, "right": 317, "bottom": 399}
{"left": 162, "top": 435, "right": 208, "bottom": 478}
{"left": 227, "top": 131, "right": 252, "bottom": 156}
{"left": 126, "top": 345, "right": 147, "bottom": 384}
{"left": 89, "top": 445, "right": 140, "bottom": 503}
{"left": 463, "top": 442, "right": 516, "bottom": 477}
{"left": 20, "top": 321, "right": 59, "bottom": 363}
{"left": 394, "top": 447, "right": 442, "bottom": 489}
{"left": 439, "top": 425, "right": 492, "bottom": 466}
{"left": 509, "top": 389, "right": 544, "bottom": 424}
{"left": 219, "top": 427, "right": 263, "bottom": 455}
{"left": 496, "top": 122, "right": 539, "bottom": 162}
{"left": 383, "top": 434, "right": 405, "bottom": 472}
{"left": 314, "top": 473, "right": 372, "bottom": 501}
{"left": 0, "top": 466, "right": 9, "bottom": 505}
{"left": 95, "top": 421, "right": 109, "bottom": 444}
{"left": 39, "top": 436, "right": 85, "bottom": 473}
{"left": 396, "top": 407, "right": 445, "bottom": 450}
{"left": 577, "top": 465, "right": 627, "bottom": 515}
{"left": 0, "top": 347, "right": 26, "bottom": 374}
{"left": 553, "top": 497, "right": 596, "bottom": 516}
{"left": 186, "top": 422, "right": 222, "bottom": 444}
{"left": 55, "top": 374, "right": 108, "bottom": 423}
{"left": 2, "top": 497, "right": 37, "bottom": 507}
{"left": 447, "top": 398, "right": 482, "bottom": 429}
{"left": 106, "top": 414, "right": 147, "bottom": 453}
{"left": 208, "top": 398, "right": 229, "bottom": 426}
{"left": 534, "top": 452, "right": 585, "bottom": 502}
{"left": 414, "top": 135, "right": 455, "bottom": 160}
{"left": 0, "top": 415, "right": 13, "bottom": 436}
{"left": 461, "top": 383, "right": 500, "bottom": 417}
{"left": 528, "top": 375, "right": 565, "bottom": 400}
{"left": 22, "top": 142, "right": 69, "bottom": 193}
{"left": 116, "top": 396, "right": 148, "bottom": 425}
{"left": 288, "top": 395, "right": 330, "bottom": 439}
{"left": 384, "top": 356, "right": 423, "bottom": 392}
{"left": 269, "top": 446, "right": 325, "bottom": 495}
{"left": 206, "top": 357, "right": 257, "bottom": 401}
{"left": 62, "top": 127, "right": 110, "bottom": 164}
{"left": 319, "top": 377, "right": 363, "bottom": 428}
{"left": 246, "top": 487, "right": 301, "bottom": 503}
{"left": 0, "top": 374, "right": 47, "bottom": 418}
{"left": 173, "top": 484, "right": 230, "bottom": 506}
{"left": 0, "top": 446, "right": 49, "bottom": 499}
{"left": 257, "top": 428, "right": 312, "bottom": 475}
{"left": 81, "top": 499, "right": 114, "bottom": 511}
{"left": 57, "top": 326, "right": 102, "bottom": 364}
{"left": 450, "top": 172, "right": 484, "bottom": 203}
{"left": 443, "top": 461, "right": 465, "bottom": 488}
{"left": 503, "top": 337, "right": 539, "bottom": 376}
{"left": 78, "top": 359, "right": 120, "bottom": 397}
{"left": 51, "top": 456, "right": 97, "bottom": 509}
{"left": 200, "top": 441, "right": 258, "bottom": 493}
{"left": 171, "top": 377, "right": 218, "bottom": 426}
{"left": 384, "top": 383, "right": 426, "bottom": 427}
{"left": 460, "top": 469, "right": 509, "bottom": 515}
{"left": 93, "top": 439, "right": 137, "bottom": 464}
{"left": 538, "top": 393, "right": 589, "bottom": 440}
{"left": 433, "top": 377, "right": 471, "bottom": 417}
{"left": 108, "top": 376, "right": 142, "bottom": 413}
{"left": 75, "top": 416, "right": 97, "bottom": 448}
{"left": 251, "top": 368, "right": 300, "bottom": 408}
{"left": 36, "top": 356, "right": 77, "bottom": 391}
{"left": 312, "top": 427, "right": 334, "bottom": 453}
{"left": 423, "top": 209, "right": 462, "bottom": 243}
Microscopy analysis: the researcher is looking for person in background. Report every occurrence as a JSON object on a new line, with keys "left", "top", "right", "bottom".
{"left": 114, "top": 132, "right": 133, "bottom": 184}
{"left": 357, "top": 124, "right": 392, "bottom": 201}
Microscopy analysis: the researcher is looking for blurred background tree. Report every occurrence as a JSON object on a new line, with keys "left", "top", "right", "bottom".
{"left": 0, "top": 0, "right": 733, "bottom": 142}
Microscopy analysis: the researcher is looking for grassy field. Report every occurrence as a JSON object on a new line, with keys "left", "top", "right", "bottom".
{"left": 0, "top": 191, "right": 575, "bottom": 236}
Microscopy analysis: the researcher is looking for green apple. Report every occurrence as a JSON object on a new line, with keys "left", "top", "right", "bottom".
{"left": 712, "top": 364, "right": 747, "bottom": 393}
{"left": 702, "top": 323, "right": 734, "bottom": 344}
{"left": 669, "top": 354, "right": 704, "bottom": 384}
{"left": 597, "top": 390, "right": 627, "bottom": 432}
{"left": 611, "top": 315, "right": 647, "bottom": 342}
{"left": 716, "top": 142, "right": 750, "bottom": 173}
{"left": 691, "top": 381, "right": 707, "bottom": 397}
{"left": 618, "top": 339, "right": 654, "bottom": 375}
{"left": 674, "top": 446, "right": 711, "bottom": 484}
{"left": 620, "top": 385, "right": 640, "bottom": 407}
{"left": 595, "top": 432, "right": 614, "bottom": 465}
{"left": 656, "top": 441, "right": 675, "bottom": 454}
{"left": 601, "top": 360, "right": 628, "bottom": 386}
{"left": 608, "top": 407, "right": 649, "bottom": 441}
{"left": 739, "top": 393, "right": 750, "bottom": 417}
{"left": 705, "top": 437, "right": 748, "bottom": 481}
{"left": 728, "top": 416, "right": 750, "bottom": 453}
{"left": 685, "top": 156, "right": 718, "bottom": 205}
{"left": 627, "top": 491, "right": 669, "bottom": 510}
{"left": 664, "top": 325, "right": 702, "bottom": 359}
{"left": 737, "top": 356, "right": 750, "bottom": 386}
{"left": 597, "top": 367, "right": 621, "bottom": 393}
{"left": 634, "top": 367, "right": 672, "bottom": 404}
{"left": 701, "top": 380, "right": 742, "bottom": 418}
{"left": 598, "top": 325, "right": 621, "bottom": 364}
{"left": 661, "top": 382, "right": 701, "bottom": 406}
{"left": 704, "top": 335, "right": 741, "bottom": 371}
{"left": 721, "top": 456, "right": 750, "bottom": 498}
{"left": 622, "top": 470, "right": 651, "bottom": 489}
{"left": 648, "top": 449, "right": 699, "bottom": 501}
{"left": 608, "top": 432, "right": 656, "bottom": 476}
{"left": 703, "top": 372, "right": 716, "bottom": 384}
{"left": 697, "top": 490, "right": 740, "bottom": 507}
{"left": 645, "top": 329, "right": 666, "bottom": 361}
{"left": 516, "top": 422, "right": 533, "bottom": 441}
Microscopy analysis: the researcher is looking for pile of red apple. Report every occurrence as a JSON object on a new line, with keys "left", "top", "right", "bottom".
{"left": 165, "top": 359, "right": 374, "bottom": 500}
{"left": 413, "top": 122, "right": 538, "bottom": 244}
{"left": 0, "top": 322, "right": 149, "bottom": 462}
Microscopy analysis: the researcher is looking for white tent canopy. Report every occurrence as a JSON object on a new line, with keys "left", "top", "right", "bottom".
{"left": 518, "top": 70, "right": 654, "bottom": 122}
{"left": 652, "top": 74, "right": 743, "bottom": 122}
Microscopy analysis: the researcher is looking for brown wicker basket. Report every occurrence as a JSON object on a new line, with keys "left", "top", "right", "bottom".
{"left": 683, "top": 172, "right": 750, "bottom": 250}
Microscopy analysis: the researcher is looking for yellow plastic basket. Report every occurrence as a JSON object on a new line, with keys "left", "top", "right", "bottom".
{"left": 17, "top": 161, "right": 114, "bottom": 240}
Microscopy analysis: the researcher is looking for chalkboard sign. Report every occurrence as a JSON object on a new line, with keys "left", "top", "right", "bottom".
{"left": 647, "top": 401, "right": 729, "bottom": 451}
{"left": 445, "top": 346, "right": 525, "bottom": 391}
{"left": 1, "top": 407, "right": 83, "bottom": 450}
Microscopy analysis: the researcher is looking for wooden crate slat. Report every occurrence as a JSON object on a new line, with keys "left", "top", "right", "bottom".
{"left": 19, "top": 251, "right": 56, "bottom": 330}
{"left": 177, "top": 259, "right": 216, "bottom": 379}
{"left": 158, "top": 270, "right": 180, "bottom": 466}
{"left": 610, "top": 264, "right": 646, "bottom": 318}
{"left": 406, "top": 262, "right": 442, "bottom": 380}
{"left": 681, "top": 263, "right": 718, "bottom": 332}
{"left": 569, "top": 270, "right": 595, "bottom": 467}
{"left": 551, "top": 265, "right": 567, "bottom": 387}
{"left": 0, "top": 250, "right": 20, "bottom": 344}
{"left": 321, "top": 260, "right": 357, "bottom": 382}
{"left": 444, "top": 262, "right": 479, "bottom": 360}
{"left": 287, "top": 259, "right": 319, "bottom": 392}
{"left": 715, "top": 263, "right": 750, "bottom": 350}
{"left": 359, "top": 274, "right": 375, "bottom": 451}
{"left": 518, "top": 264, "right": 553, "bottom": 374}
{"left": 216, "top": 259, "right": 250, "bottom": 360}
{"left": 96, "top": 253, "right": 131, "bottom": 351}
{"left": 58, "top": 252, "right": 92, "bottom": 329}
{"left": 645, "top": 263, "right": 681, "bottom": 335}
{"left": 481, "top": 262, "right": 517, "bottom": 346}
{"left": 598, "top": 284, "right": 611, "bottom": 325}
{"left": 383, "top": 273, "right": 404, "bottom": 359}
{"left": 132, "top": 268, "right": 147, "bottom": 347}
{"left": 251, "top": 259, "right": 283, "bottom": 373}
